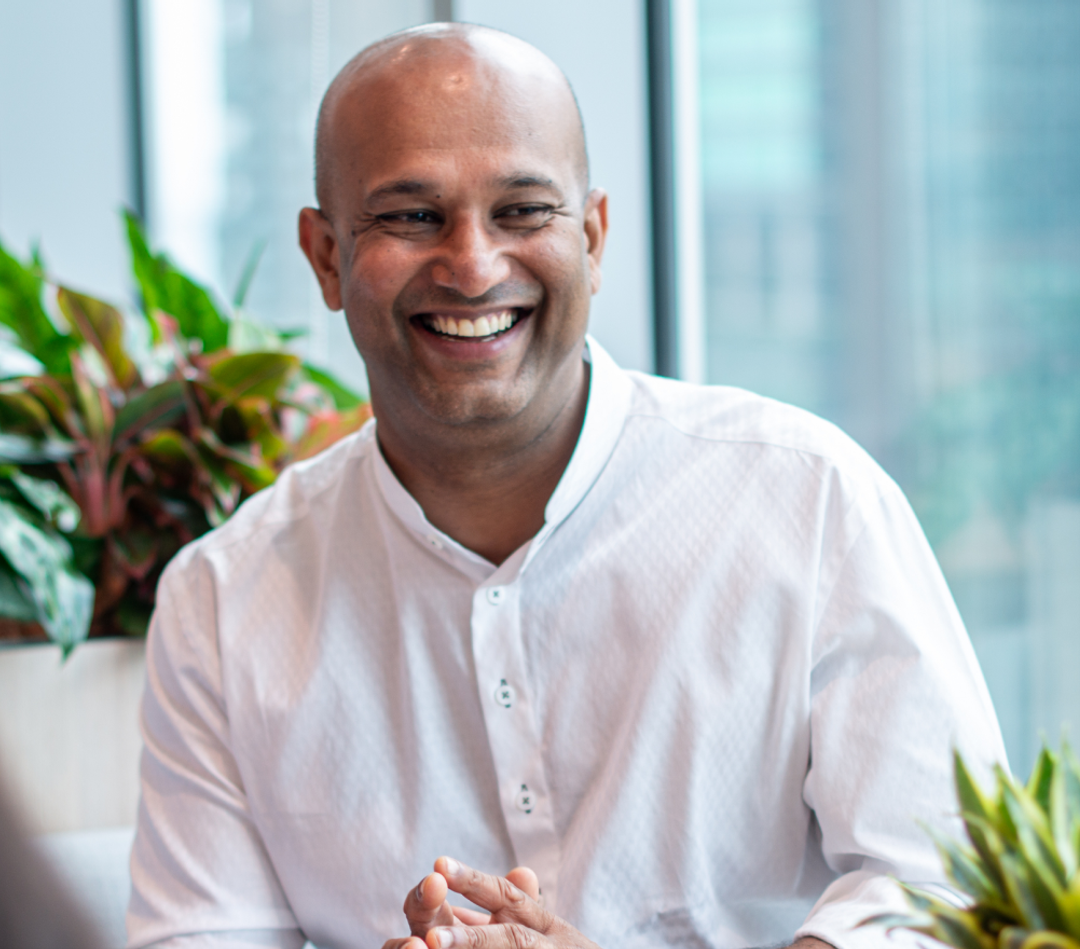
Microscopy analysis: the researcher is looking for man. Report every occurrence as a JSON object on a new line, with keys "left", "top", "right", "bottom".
{"left": 127, "top": 22, "right": 1005, "bottom": 949}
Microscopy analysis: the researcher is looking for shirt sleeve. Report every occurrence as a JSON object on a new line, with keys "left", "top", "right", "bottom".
{"left": 126, "top": 551, "right": 303, "bottom": 949}
{"left": 146, "top": 931, "right": 307, "bottom": 949}
{"left": 795, "top": 482, "right": 1007, "bottom": 949}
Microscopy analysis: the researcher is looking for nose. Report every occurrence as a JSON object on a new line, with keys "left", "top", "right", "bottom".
{"left": 431, "top": 213, "right": 512, "bottom": 299}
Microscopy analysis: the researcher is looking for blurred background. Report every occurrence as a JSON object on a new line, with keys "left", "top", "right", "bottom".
{"left": 0, "top": 0, "right": 1078, "bottom": 843}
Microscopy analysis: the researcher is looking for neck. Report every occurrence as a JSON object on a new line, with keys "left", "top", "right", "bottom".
{"left": 375, "top": 359, "right": 590, "bottom": 566}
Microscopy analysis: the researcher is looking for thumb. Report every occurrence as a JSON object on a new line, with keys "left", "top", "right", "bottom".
{"left": 505, "top": 866, "right": 540, "bottom": 902}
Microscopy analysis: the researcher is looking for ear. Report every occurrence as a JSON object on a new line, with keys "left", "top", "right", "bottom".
{"left": 299, "top": 207, "right": 343, "bottom": 310}
{"left": 583, "top": 188, "right": 608, "bottom": 296}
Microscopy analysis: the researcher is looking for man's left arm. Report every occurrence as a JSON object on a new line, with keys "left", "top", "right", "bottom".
{"left": 794, "top": 481, "right": 1007, "bottom": 949}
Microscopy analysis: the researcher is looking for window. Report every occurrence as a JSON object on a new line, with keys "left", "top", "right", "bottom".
{"left": 142, "top": 0, "right": 433, "bottom": 390}
{"left": 698, "top": 0, "right": 1080, "bottom": 772}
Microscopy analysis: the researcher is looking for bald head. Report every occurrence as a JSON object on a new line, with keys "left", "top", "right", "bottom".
{"left": 314, "top": 23, "right": 589, "bottom": 214}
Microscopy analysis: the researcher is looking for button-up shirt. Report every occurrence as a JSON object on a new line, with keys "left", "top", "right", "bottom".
{"left": 128, "top": 338, "right": 1006, "bottom": 949}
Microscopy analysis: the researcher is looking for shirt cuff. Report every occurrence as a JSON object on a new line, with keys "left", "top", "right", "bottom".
{"left": 794, "top": 871, "right": 933, "bottom": 949}
{"left": 139, "top": 929, "right": 307, "bottom": 949}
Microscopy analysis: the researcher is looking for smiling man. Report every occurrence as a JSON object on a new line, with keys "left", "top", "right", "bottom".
{"left": 127, "top": 23, "right": 1005, "bottom": 949}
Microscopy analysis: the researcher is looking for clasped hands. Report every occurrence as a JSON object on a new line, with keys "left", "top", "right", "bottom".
{"left": 382, "top": 856, "right": 834, "bottom": 949}
{"left": 381, "top": 856, "right": 599, "bottom": 949}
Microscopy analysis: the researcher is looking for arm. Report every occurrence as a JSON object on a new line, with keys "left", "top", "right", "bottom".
{"left": 127, "top": 553, "right": 304, "bottom": 949}
{"left": 795, "top": 483, "right": 1007, "bottom": 949}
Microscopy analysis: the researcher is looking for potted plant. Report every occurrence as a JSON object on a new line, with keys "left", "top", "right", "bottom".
{"left": 869, "top": 745, "right": 1080, "bottom": 949}
{"left": 0, "top": 213, "right": 369, "bottom": 655}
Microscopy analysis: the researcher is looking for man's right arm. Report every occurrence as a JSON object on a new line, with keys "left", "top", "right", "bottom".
{"left": 127, "top": 552, "right": 303, "bottom": 949}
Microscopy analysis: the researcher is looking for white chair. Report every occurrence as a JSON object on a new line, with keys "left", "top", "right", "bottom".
{"left": 38, "top": 826, "right": 136, "bottom": 949}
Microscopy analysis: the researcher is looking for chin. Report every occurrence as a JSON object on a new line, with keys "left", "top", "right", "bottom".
{"left": 417, "top": 384, "right": 531, "bottom": 429}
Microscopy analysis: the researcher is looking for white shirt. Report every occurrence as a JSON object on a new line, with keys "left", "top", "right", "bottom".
{"left": 128, "top": 338, "right": 1006, "bottom": 949}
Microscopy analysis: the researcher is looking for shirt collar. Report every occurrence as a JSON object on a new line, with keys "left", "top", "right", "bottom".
{"left": 370, "top": 335, "right": 633, "bottom": 581}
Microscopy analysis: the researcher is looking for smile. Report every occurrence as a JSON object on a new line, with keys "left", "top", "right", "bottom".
{"left": 418, "top": 309, "right": 523, "bottom": 340}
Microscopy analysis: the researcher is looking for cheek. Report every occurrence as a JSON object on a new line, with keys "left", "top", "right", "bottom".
{"left": 344, "top": 243, "right": 417, "bottom": 310}
{"left": 528, "top": 231, "right": 590, "bottom": 297}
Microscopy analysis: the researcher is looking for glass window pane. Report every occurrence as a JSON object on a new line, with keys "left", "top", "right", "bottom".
{"left": 144, "top": 0, "right": 431, "bottom": 391}
{"left": 699, "top": 0, "right": 1080, "bottom": 774}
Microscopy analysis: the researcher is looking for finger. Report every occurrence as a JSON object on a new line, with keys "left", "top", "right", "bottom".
{"left": 382, "top": 938, "right": 427, "bottom": 949}
{"left": 434, "top": 858, "right": 550, "bottom": 930}
{"left": 451, "top": 905, "right": 492, "bottom": 926}
{"left": 505, "top": 867, "right": 540, "bottom": 902}
{"left": 427, "top": 922, "right": 543, "bottom": 949}
{"left": 404, "top": 872, "right": 456, "bottom": 936}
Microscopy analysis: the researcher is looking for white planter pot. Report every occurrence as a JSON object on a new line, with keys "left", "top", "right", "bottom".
{"left": 0, "top": 638, "right": 146, "bottom": 833}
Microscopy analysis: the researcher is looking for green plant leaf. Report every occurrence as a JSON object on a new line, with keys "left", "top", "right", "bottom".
{"left": 1000, "top": 927, "right": 1033, "bottom": 949}
{"left": 196, "top": 427, "right": 276, "bottom": 492}
{"left": 70, "top": 351, "right": 114, "bottom": 446}
{"left": 1001, "top": 771, "right": 1068, "bottom": 886}
{"left": 302, "top": 363, "right": 365, "bottom": 409}
{"left": 0, "top": 498, "right": 93, "bottom": 655}
{"left": 1030, "top": 749, "right": 1058, "bottom": 815}
{"left": 56, "top": 287, "right": 139, "bottom": 390}
{"left": 231, "top": 238, "right": 266, "bottom": 309}
{"left": 1019, "top": 931, "right": 1080, "bottom": 949}
{"left": 0, "top": 559, "right": 37, "bottom": 621}
{"left": 227, "top": 317, "right": 283, "bottom": 354}
{"left": 0, "top": 432, "right": 78, "bottom": 464}
{"left": 0, "top": 238, "right": 72, "bottom": 375}
{"left": 959, "top": 752, "right": 999, "bottom": 824}
{"left": 0, "top": 336, "right": 45, "bottom": 378}
{"left": 205, "top": 351, "right": 300, "bottom": 402}
{"left": 4, "top": 470, "right": 80, "bottom": 532}
{"left": 0, "top": 385, "right": 53, "bottom": 434}
{"left": 125, "top": 211, "right": 229, "bottom": 352}
{"left": 1000, "top": 852, "right": 1051, "bottom": 930}
{"left": 1050, "top": 754, "right": 1078, "bottom": 881}
{"left": 112, "top": 380, "right": 186, "bottom": 446}
{"left": 1060, "top": 742, "right": 1080, "bottom": 830}
{"left": 139, "top": 428, "right": 198, "bottom": 469}
{"left": 931, "top": 824, "right": 1009, "bottom": 906}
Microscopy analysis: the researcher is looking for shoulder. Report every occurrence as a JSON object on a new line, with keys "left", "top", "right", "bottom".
{"left": 161, "top": 420, "right": 378, "bottom": 587}
{"left": 621, "top": 371, "right": 890, "bottom": 492}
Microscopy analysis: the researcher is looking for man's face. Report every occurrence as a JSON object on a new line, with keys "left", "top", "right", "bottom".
{"left": 306, "top": 55, "right": 607, "bottom": 434}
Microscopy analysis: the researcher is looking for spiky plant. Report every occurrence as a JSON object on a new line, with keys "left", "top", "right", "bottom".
{"left": 869, "top": 746, "right": 1080, "bottom": 949}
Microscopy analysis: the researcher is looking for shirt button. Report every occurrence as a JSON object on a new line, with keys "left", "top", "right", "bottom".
{"left": 494, "top": 679, "right": 516, "bottom": 708}
{"left": 486, "top": 586, "right": 505, "bottom": 605}
{"left": 515, "top": 784, "right": 534, "bottom": 814}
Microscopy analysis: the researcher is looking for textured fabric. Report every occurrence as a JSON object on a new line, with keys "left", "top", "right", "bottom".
{"left": 128, "top": 338, "right": 1006, "bottom": 949}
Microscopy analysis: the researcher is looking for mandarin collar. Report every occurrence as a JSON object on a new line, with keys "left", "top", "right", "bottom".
{"left": 371, "top": 335, "right": 633, "bottom": 582}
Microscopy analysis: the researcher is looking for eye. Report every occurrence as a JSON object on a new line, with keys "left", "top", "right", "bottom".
{"left": 377, "top": 209, "right": 442, "bottom": 227}
{"left": 497, "top": 204, "right": 555, "bottom": 227}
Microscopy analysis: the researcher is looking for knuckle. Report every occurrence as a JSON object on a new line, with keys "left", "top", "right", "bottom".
{"left": 507, "top": 924, "right": 538, "bottom": 949}
{"left": 498, "top": 877, "right": 526, "bottom": 906}
{"left": 462, "top": 926, "right": 486, "bottom": 949}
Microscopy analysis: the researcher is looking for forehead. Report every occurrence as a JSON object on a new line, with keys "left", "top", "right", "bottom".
{"left": 325, "top": 51, "right": 581, "bottom": 201}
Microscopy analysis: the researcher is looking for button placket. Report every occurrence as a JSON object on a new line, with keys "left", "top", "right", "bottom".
{"left": 470, "top": 581, "right": 561, "bottom": 911}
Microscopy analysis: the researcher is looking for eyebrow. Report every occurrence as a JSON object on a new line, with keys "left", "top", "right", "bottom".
{"left": 497, "top": 174, "right": 559, "bottom": 192}
{"left": 366, "top": 179, "right": 432, "bottom": 204}
{"left": 365, "top": 173, "right": 562, "bottom": 206}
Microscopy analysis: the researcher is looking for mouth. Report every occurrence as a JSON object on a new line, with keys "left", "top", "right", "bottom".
{"left": 415, "top": 308, "right": 527, "bottom": 341}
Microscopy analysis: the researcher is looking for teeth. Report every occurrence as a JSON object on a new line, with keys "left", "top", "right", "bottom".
{"left": 427, "top": 310, "right": 517, "bottom": 338}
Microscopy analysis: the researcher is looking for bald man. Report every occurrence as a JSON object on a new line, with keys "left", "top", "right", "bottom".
{"left": 127, "top": 23, "right": 1005, "bottom": 949}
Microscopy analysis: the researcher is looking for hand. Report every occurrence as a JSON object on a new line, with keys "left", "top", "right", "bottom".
{"left": 422, "top": 857, "right": 601, "bottom": 949}
{"left": 381, "top": 860, "right": 544, "bottom": 949}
